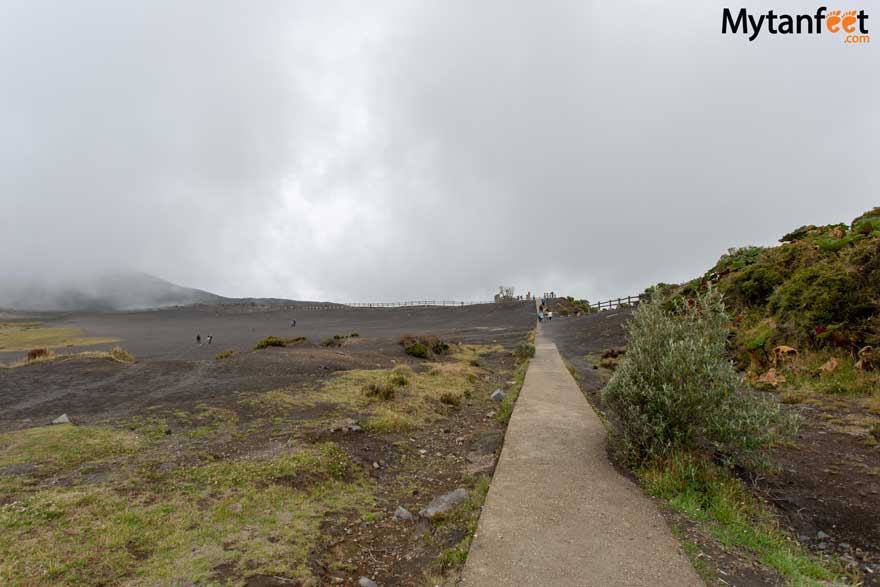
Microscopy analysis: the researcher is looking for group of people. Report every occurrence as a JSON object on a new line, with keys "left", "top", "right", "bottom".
{"left": 537, "top": 302, "right": 553, "bottom": 323}
{"left": 195, "top": 334, "right": 214, "bottom": 345}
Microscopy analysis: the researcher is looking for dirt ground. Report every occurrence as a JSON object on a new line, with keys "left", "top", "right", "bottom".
{"left": 545, "top": 309, "right": 880, "bottom": 586}
{"left": 0, "top": 302, "right": 534, "bottom": 586}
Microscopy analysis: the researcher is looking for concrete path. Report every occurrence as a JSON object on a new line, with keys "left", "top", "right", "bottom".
{"left": 460, "top": 329, "right": 701, "bottom": 587}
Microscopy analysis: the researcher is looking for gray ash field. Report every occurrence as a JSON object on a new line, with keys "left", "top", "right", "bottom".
{"left": 0, "top": 302, "right": 533, "bottom": 429}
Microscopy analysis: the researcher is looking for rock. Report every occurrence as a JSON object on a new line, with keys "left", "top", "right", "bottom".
{"left": 820, "top": 357, "right": 840, "bottom": 374}
{"left": 329, "top": 418, "right": 361, "bottom": 433}
{"left": 419, "top": 488, "right": 468, "bottom": 518}
{"left": 817, "top": 542, "right": 828, "bottom": 550}
{"left": 358, "top": 578, "right": 378, "bottom": 587}
{"left": 490, "top": 389, "right": 506, "bottom": 402}
{"left": 839, "top": 543, "right": 851, "bottom": 550}
{"left": 372, "top": 461, "right": 380, "bottom": 469}
{"left": 394, "top": 506, "right": 414, "bottom": 521}
{"left": 52, "top": 414, "right": 71, "bottom": 425}
{"left": 817, "top": 530, "right": 830, "bottom": 540}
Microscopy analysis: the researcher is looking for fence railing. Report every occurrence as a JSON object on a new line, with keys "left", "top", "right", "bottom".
{"left": 589, "top": 294, "right": 645, "bottom": 311}
{"left": 293, "top": 300, "right": 496, "bottom": 310}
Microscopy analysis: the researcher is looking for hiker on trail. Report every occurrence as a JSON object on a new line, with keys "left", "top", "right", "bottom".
{"left": 196, "top": 334, "right": 201, "bottom": 345}
{"left": 290, "top": 319, "right": 296, "bottom": 327}
{"left": 207, "top": 335, "right": 213, "bottom": 344}
{"left": 537, "top": 311, "right": 544, "bottom": 323}
{"left": 547, "top": 310, "right": 553, "bottom": 322}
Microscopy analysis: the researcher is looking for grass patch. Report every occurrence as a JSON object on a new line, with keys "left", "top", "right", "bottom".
{"left": 295, "top": 349, "right": 487, "bottom": 430}
{"left": 0, "top": 424, "right": 143, "bottom": 471}
{"left": 0, "top": 444, "right": 374, "bottom": 586}
{"left": 254, "top": 336, "right": 307, "bottom": 350}
{"left": 1, "top": 346, "right": 136, "bottom": 369}
{"left": 364, "top": 409, "right": 414, "bottom": 433}
{"left": 497, "top": 359, "right": 528, "bottom": 424}
{"left": 0, "top": 323, "right": 120, "bottom": 352}
{"left": 640, "top": 453, "right": 846, "bottom": 586}
{"left": 215, "top": 350, "right": 235, "bottom": 360}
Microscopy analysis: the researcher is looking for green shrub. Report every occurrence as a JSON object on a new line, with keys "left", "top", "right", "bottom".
{"left": 851, "top": 207, "right": 880, "bottom": 235}
{"left": 513, "top": 341, "right": 535, "bottom": 361}
{"left": 215, "top": 350, "right": 235, "bottom": 360}
{"left": 399, "top": 334, "right": 447, "bottom": 358}
{"left": 768, "top": 264, "right": 871, "bottom": 337}
{"left": 602, "top": 288, "right": 796, "bottom": 465}
{"left": 403, "top": 341, "right": 429, "bottom": 358}
{"left": 350, "top": 332, "right": 360, "bottom": 338}
{"left": 254, "top": 336, "right": 286, "bottom": 350}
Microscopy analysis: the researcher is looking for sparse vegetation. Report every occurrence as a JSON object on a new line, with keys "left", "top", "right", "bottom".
{"left": 254, "top": 336, "right": 286, "bottom": 349}
{"left": 362, "top": 380, "right": 397, "bottom": 401}
{"left": 513, "top": 341, "right": 535, "bottom": 361}
{"left": 254, "top": 336, "right": 307, "bottom": 350}
{"left": 641, "top": 453, "right": 846, "bottom": 585}
{"left": 400, "top": 334, "right": 449, "bottom": 359}
{"left": 109, "top": 345, "right": 135, "bottom": 363}
{"left": 1, "top": 346, "right": 135, "bottom": 368}
{"left": 0, "top": 323, "right": 120, "bottom": 352}
{"left": 215, "top": 349, "right": 235, "bottom": 360}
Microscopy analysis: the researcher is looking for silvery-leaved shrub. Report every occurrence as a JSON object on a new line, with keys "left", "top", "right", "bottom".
{"left": 603, "top": 287, "right": 796, "bottom": 465}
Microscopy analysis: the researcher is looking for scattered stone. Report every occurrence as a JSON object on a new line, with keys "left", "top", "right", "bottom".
{"left": 839, "top": 543, "right": 851, "bottom": 550}
{"left": 329, "top": 418, "right": 362, "bottom": 433}
{"left": 394, "top": 506, "right": 414, "bottom": 521}
{"left": 372, "top": 462, "right": 380, "bottom": 470}
{"left": 419, "top": 488, "right": 468, "bottom": 518}
{"left": 817, "top": 542, "right": 828, "bottom": 550}
{"left": 418, "top": 449, "right": 427, "bottom": 455}
{"left": 490, "top": 389, "right": 506, "bottom": 402}
{"left": 51, "top": 414, "right": 71, "bottom": 425}
{"left": 358, "top": 577, "right": 378, "bottom": 587}
{"left": 817, "top": 531, "right": 830, "bottom": 540}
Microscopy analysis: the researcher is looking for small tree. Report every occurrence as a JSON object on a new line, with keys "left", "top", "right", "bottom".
{"left": 603, "top": 287, "right": 796, "bottom": 465}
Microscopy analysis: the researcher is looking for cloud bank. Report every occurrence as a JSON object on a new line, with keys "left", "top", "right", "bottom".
{"left": 1, "top": 0, "right": 877, "bottom": 304}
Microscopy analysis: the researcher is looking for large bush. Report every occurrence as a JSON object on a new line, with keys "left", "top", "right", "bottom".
{"left": 602, "top": 288, "right": 795, "bottom": 465}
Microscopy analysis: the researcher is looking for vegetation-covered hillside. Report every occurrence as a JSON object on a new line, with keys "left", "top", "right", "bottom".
{"left": 661, "top": 207, "right": 880, "bottom": 393}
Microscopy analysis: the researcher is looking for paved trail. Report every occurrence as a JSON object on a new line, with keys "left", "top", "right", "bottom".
{"left": 460, "top": 328, "right": 701, "bottom": 586}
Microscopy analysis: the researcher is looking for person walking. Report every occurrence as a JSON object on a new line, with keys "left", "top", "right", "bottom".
{"left": 196, "top": 334, "right": 201, "bottom": 345}
{"left": 537, "top": 311, "right": 544, "bottom": 323}
{"left": 547, "top": 310, "right": 553, "bottom": 322}
{"left": 207, "top": 335, "right": 213, "bottom": 344}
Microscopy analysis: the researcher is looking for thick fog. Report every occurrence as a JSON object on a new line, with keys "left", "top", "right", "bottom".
{"left": 1, "top": 0, "right": 877, "bottom": 305}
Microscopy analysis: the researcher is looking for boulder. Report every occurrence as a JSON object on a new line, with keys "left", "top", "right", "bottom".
{"left": 490, "top": 389, "right": 506, "bottom": 402}
{"left": 419, "top": 488, "right": 468, "bottom": 518}
{"left": 52, "top": 414, "right": 71, "bottom": 425}
{"left": 394, "top": 506, "right": 414, "bottom": 521}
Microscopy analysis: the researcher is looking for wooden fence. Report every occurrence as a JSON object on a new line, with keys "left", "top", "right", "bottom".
{"left": 588, "top": 294, "right": 645, "bottom": 311}
{"left": 293, "top": 300, "right": 496, "bottom": 310}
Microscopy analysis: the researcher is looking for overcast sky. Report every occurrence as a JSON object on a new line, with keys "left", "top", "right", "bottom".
{"left": 1, "top": 0, "right": 877, "bottom": 303}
